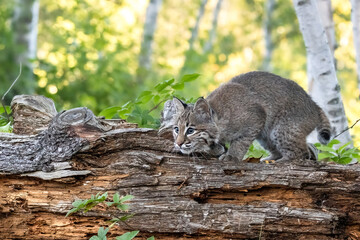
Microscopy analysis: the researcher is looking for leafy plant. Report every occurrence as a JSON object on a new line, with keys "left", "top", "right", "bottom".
{"left": 99, "top": 73, "right": 200, "bottom": 128}
{"left": 0, "top": 106, "right": 12, "bottom": 133}
{"left": 66, "top": 192, "right": 154, "bottom": 240}
{"left": 314, "top": 139, "right": 360, "bottom": 164}
{"left": 243, "top": 141, "right": 269, "bottom": 159}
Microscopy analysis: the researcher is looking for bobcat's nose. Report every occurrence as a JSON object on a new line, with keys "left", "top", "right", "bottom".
{"left": 176, "top": 139, "right": 185, "bottom": 147}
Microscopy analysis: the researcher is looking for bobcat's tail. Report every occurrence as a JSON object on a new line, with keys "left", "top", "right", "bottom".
{"left": 316, "top": 108, "right": 332, "bottom": 145}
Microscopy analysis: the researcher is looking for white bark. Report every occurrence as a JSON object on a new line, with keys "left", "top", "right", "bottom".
{"left": 293, "top": 0, "right": 351, "bottom": 144}
{"left": 189, "top": 0, "right": 208, "bottom": 51}
{"left": 308, "top": 0, "right": 337, "bottom": 93}
{"left": 203, "top": 0, "right": 224, "bottom": 52}
{"left": 351, "top": 0, "right": 360, "bottom": 95}
{"left": 12, "top": 0, "right": 39, "bottom": 93}
{"left": 137, "top": 0, "right": 163, "bottom": 82}
{"left": 262, "top": 0, "right": 276, "bottom": 72}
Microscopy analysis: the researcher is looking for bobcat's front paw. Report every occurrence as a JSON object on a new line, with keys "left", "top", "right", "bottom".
{"left": 219, "top": 154, "right": 239, "bottom": 161}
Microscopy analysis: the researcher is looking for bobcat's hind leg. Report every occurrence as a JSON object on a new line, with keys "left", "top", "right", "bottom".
{"left": 271, "top": 124, "right": 310, "bottom": 162}
{"left": 257, "top": 134, "right": 282, "bottom": 161}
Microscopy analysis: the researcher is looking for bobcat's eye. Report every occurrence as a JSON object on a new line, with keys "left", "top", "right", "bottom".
{"left": 174, "top": 127, "right": 179, "bottom": 134}
{"left": 186, "top": 127, "right": 195, "bottom": 135}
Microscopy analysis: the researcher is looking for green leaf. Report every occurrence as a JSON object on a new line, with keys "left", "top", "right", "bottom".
{"left": 106, "top": 202, "right": 114, "bottom": 207}
{"left": 0, "top": 121, "right": 12, "bottom": 133}
{"left": 97, "top": 227, "right": 109, "bottom": 239}
{"left": 171, "top": 82, "right": 184, "bottom": 90}
{"left": 98, "top": 106, "right": 122, "bottom": 119}
{"left": 115, "top": 231, "right": 139, "bottom": 240}
{"left": 147, "top": 237, "right": 155, "bottom": 240}
{"left": 89, "top": 236, "right": 101, "bottom": 240}
{"left": 180, "top": 73, "right": 200, "bottom": 82}
{"left": 314, "top": 143, "right": 321, "bottom": 148}
{"left": 153, "top": 95, "right": 161, "bottom": 104}
{"left": 139, "top": 94, "right": 153, "bottom": 104}
{"left": 138, "top": 90, "right": 152, "bottom": 98}
{"left": 337, "top": 157, "right": 353, "bottom": 165}
{"left": 318, "top": 152, "right": 336, "bottom": 160}
{"left": 72, "top": 200, "right": 85, "bottom": 208}
{"left": 0, "top": 106, "right": 11, "bottom": 115}
{"left": 155, "top": 78, "right": 175, "bottom": 92}
{"left": 119, "top": 195, "right": 134, "bottom": 203}
{"left": 113, "top": 193, "right": 120, "bottom": 203}
{"left": 315, "top": 145, "right": 336, "bottom": 153}
{"left": 65, "top": 208, "right": 79, "bottom": 217}
{"left": 117, "top": 204, "right": 130, "bottom": 211}
{"left": 328, "top": 139, "right": 341, "bottom": 147}
{"left": 338, "top": 141, "right": 352, "bottom": 151}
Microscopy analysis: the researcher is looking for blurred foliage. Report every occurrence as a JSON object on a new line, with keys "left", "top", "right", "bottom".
{"left": 99, "top": 73, "right": 199, "bottom": 128}
{"left": 0, "top": 0, "right": 359, "bottom": 143}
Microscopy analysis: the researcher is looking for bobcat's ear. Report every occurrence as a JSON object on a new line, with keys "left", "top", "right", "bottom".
{"left": 173, "top": 97, "right": 187, "bottom": 113}
{"left": 194, "top": 97, "right": 212, "bottom": 119}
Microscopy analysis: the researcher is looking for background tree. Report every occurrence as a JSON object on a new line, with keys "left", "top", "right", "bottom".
{"left": 351, "top": 0, "right": 360, "bottom": 97}
{"left": 308, "top": 0, "right": 337, "bottom": 94}
{"left": 180, "top": 0, "right": 208, "bottom": 75}
{"left": 293, "top": 0, "right": 351, "bottom": 144}
{"left": 203, "top": 0, "right": 224, "bottom": 53}
{"left": 136, "top": 0, "right": 163, "bottom": 84}
{"left": 261, "top": 0, "right": 276, "bottom": 71}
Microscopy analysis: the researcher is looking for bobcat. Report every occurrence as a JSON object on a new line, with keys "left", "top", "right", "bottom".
{"left": 159, "top": 71, "right": 331, "bottom": 162}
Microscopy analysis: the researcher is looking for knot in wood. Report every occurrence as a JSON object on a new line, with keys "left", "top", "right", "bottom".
{"left": 56, "top": 107, "right": 95, "bottom": 127}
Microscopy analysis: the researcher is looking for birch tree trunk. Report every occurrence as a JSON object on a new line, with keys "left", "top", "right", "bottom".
{"left": 189, "top": 0, "right": 208, "bottom": 52}
{"left": 203, "top": 0, "right": 224, "bottom": 53}
{"left": 11, "top": 0, "right": 39, "bottom": 94}
{"left": 180, "top": 0, "right": 208, "bottom": 75}
{"left": 293, "top": 0, "right": 351, "bottom": 145}
{"left": 262, "top": 0, "right": 276, "bottom": 72}
{"left": 351, "top": 0, "right": 360, "bottom": 97}
{"left": 136, "top": 0, "right": 163, "bottom": 83}
{"left": 308, "top": 0, "right": 337, "bottom": 94}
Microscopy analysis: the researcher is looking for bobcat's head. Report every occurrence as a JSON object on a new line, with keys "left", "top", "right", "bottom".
{"left": 163, "top": 97, "right": 221, "bottom": 155}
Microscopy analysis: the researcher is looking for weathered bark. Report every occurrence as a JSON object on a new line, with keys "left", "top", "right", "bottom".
{"left": 1, "top": 95, "right": 360, "bottom": 239}
{"left": 293, "top": 0, "right": 351, "bottom": 145}
{"left": 351, "top": 0, "right": 360, "bottom": 97}
{"left": 203, "top": 0, "right": 223, "bottom": 53}
{"left": 136, "top": 0, "right": 163, "bottom": 83}
{"left": 262, "top": 0, "right": 276, "bottom": 72}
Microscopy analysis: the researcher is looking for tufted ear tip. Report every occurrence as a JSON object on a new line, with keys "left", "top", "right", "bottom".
{"left": 172, "top": 97, "right": 187, "bottom": 112}
{"left": 194, "top": 97, "right": 212, "bottom": 116}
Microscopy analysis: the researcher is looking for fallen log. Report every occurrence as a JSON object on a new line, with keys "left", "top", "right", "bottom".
{"left": 0, "top": 95, "right": 359, "bottom": 240}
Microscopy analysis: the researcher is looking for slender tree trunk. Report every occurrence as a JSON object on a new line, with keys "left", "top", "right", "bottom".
{"left": 11, "top": 0, "right": 39, "bottom": 94}
{"left": 262, "top": 0, "right": 276, "bottom": 72}
{"left": 308, "top": 0, "right": 337, "bottom": 93}
{"left": 189, "top": 0, "right": 208, "bottom": 51}
{"left": 136, "top": 0, "right": 163, "bottom": 83}
{"left": 293, "top": 0, "right": 351, "bottom": 145}
{"left": 203, "top": 0, "right": 224, "bottom": 53}
{"left": 351, "top": 0, "right": 360, "bottom": 97}
{"left": 180, "top": 0, "right": 208, "bottom": 75}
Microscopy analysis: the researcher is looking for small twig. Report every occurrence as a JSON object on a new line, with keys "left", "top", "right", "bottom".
{"left": 333, "top": 118, "right": 360, "bottom": 139}
{"left": 148, "top": 99, "right": 167, "bottom": 113}
{"left": 1, "top": 62, "right": 22, "bottom": 121}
